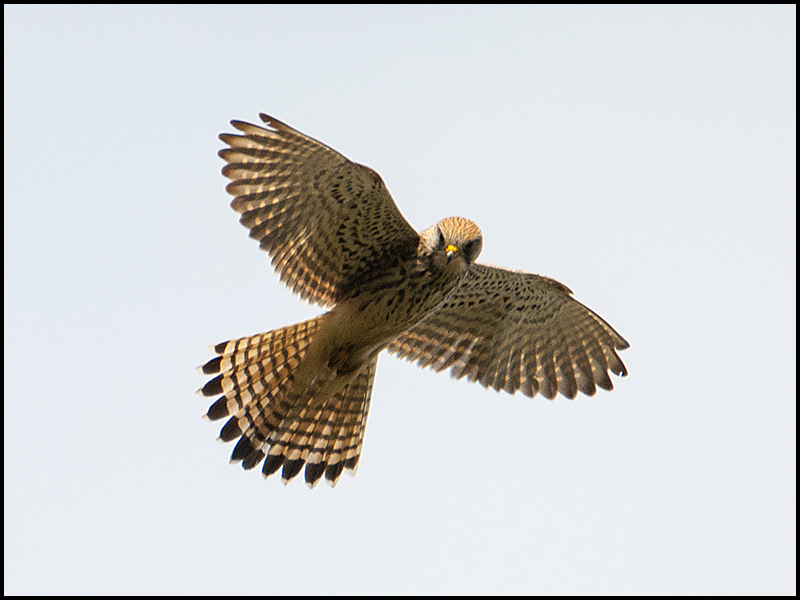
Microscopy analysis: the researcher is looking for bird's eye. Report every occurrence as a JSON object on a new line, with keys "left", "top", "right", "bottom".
{"left": 437, "top": 229, "right": 446, "bottom": 248}
{"left": 463, "top": 238, "right": 483, "bottom": 262}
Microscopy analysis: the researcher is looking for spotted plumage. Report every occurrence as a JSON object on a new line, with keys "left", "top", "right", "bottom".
{"left": 200, "top": 114, "right": 629, "bottom": 487}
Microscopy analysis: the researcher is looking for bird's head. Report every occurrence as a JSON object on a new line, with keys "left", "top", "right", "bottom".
{"left": 417, "top": 216, "right": 483, "bottom": 274}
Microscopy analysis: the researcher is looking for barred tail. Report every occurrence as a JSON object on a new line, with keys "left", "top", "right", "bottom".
{"left": 198, "top": 318, "right": 376, "bottom": 487}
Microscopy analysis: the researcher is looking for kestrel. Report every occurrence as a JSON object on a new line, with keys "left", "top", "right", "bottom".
{"left": 200, "top": 114, "right": 629, "bottom": 487}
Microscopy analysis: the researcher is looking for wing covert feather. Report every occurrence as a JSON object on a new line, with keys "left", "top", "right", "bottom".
{"left": 388, "top": 264, "right": 629, "bottom": 400}
{"left": 219, "top": 114, "right": 419, "bottom": 306}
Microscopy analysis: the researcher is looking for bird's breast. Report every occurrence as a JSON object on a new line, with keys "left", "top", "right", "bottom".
{"left": 331, "top": 265, "right": 464, "bottom": 352}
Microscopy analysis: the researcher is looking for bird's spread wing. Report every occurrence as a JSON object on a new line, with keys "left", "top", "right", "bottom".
{"left": 388, "top": 264, "right": 629, "bottom": 399}
{"left": 219, "top": 114, "right": 420, "bottom": 307}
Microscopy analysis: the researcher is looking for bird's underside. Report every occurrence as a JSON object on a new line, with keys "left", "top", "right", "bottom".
{"left": 199, "top": 113, "right": 629, "bottom": 487}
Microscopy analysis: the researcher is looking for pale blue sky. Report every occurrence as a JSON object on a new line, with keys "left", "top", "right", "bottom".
{"left": 4, "top": 5, "right": 795, "bottom": 595}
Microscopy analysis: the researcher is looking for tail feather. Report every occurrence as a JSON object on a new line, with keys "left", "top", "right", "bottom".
{"left": 260, "top": 354, "right": 377, "bottom": 486}
{"left": 199, "top": 318, "right": 377, "bottom": 486}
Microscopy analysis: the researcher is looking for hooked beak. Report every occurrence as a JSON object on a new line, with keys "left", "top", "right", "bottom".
{"left": 445, "top": 244, "right": 458, "bottom": 258}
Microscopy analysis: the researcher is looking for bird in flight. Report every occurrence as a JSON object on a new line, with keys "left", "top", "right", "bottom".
{"left": 199, "top": 114, "right": 629, "bottom": 487}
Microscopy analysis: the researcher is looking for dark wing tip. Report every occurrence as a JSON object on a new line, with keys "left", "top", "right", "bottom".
{"left": 218, "top": 133, "right": 239, "bottom": 146}
{"left": 259, "top": 113, "right": 287, "bottom": 130}
{"left": 228, "top": 119, "right": 252, "bottom": 132}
